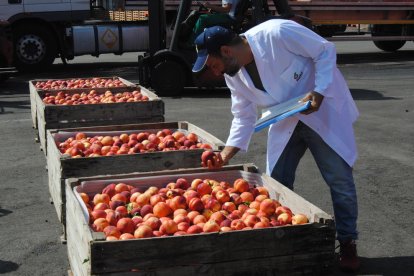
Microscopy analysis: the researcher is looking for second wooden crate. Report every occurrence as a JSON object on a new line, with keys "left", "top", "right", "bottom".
{"left": 46, "top": 121, "right": 225, "bottom": 232}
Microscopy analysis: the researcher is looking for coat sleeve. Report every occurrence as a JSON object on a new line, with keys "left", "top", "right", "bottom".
{"left": 225, "top": 78, "right": 257, "bottom": 152}
{"left": 278, "top": 21, "right": 337, "bottom": 96}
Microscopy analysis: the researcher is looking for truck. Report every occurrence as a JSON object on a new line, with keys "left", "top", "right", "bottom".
{"left": 0, "top": 0, "right": 165, "bottom": 71}
{"left": 1, "top": 0, "right": 413, "bottom": 73}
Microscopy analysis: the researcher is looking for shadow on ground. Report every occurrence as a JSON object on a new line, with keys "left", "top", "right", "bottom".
{"left": 350, "top": 89, "right": 400, "bottom": 101}
{"left": 0, "top": 100, "right": 30, "bottom": 113}
{"left": 0, "top": 259, "right": 19, "bottom": 273}
{"left": 330, "top": 256, "right": 414, "bottom": 276}
{"left": 0, "top": 208, "right": 12, "bottom": 217}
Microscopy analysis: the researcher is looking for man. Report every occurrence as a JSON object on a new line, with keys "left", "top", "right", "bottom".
{"left": 192, "top": 0, "right": 241, "bottom": 39}
{"left": 193, "top": 20, "right": 360, "bottom": 272}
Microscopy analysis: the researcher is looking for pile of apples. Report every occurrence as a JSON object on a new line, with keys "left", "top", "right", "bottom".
{"left": 80, "top": 177, "right": 309, "bottom": 240}
{"left": 35, "top": 77, "right": 127, "bottom": 90}
{"left": 42, "top": 90, "right": 149, "bottom": 105}
{"left": 58, "top": 130, "right": 212, "bottom": 158}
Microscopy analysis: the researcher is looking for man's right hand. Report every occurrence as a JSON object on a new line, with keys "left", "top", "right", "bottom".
{"left": 201, "top": 146, "right": 240, "bottom": 170}
{"left": 201, "top": 151, "right": 224, "bottom": 169}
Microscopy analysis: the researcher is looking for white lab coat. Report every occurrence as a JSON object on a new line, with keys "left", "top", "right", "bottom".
{"left": 224, "top": 19, "right": 359, "bottom": 174}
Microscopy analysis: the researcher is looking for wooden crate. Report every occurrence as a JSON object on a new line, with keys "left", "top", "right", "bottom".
{"left": 30, "top": 76, "right": 130, "bottom": 131}
{"left": 65, "top": 165, "right": 335, "bottom": 276}
{"left": 109, "top": 10, "right": 148, "bottom": 21}
{"left": 30, "top": 77, "right": 164, "bottom": 156}
{"left": 46, "top": 121, "right": 225, "bottom": 232}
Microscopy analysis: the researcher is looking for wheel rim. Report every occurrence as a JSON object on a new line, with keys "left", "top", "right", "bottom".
{"left": 16, "top": 34, "right": 46, "bottom": 64}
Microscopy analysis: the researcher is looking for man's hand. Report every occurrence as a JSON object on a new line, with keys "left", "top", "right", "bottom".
{"left": 201, "top": 151, "right": 224, "bottom": 169}
{"left": 201, "top": 146, "right": 240, "bottom": 170}
{"left": 300, "top": 91, "right": 324, "bottom": 115}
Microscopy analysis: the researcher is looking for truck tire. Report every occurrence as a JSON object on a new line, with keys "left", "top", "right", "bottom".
{"left": 314, "top": 25, "right": 346, "bottom": 37}
{"left": 151, "top": 59, "right": 186, "bottom": 96}
{"left": 373, "top": 40, "right": 406, "bottom": 52}
{"left": 372, "top": 24, "right": 406, "bottom": 52}
{"left": 13, "top": 25, "right": 57, "bottom": 71}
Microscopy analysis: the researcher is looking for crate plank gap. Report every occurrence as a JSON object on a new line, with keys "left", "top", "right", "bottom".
{"left": 29, "top": 77, "right": 164, "bottom": 156}
{"left": 65, "top": 164, "right": 335, "bottom": 276}
{"left": 46, "top": 121, "right": 224, "bottom": 239}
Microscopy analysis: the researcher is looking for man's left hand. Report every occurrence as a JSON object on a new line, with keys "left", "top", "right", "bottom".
{"left": 300, "top": 91, "right": 324, "bottom": 115}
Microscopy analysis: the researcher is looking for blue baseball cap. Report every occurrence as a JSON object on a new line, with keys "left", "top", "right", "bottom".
{"left": 192, "top": 26, "right": 237, "bottom": 73}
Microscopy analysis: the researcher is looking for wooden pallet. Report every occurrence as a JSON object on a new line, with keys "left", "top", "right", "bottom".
{"left": 46, "top": 121, "right": 225, "bottom": 237}
{"left": 29, "top": 77, "right": 164, "bottom": 156}
{"left": 65, "top": 165, "right": 335, "bottom": 276}
{"left": 109, "top": 10, "right": 148, "bottom": 21}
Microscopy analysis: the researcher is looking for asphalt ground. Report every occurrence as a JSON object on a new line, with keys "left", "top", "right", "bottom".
{"left": 0, "top": 41, "right": 413, "bottom": 275}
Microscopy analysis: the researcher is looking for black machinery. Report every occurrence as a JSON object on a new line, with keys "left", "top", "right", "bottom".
{"left": 138, "top": 0, "right": 310, "bottom": 96}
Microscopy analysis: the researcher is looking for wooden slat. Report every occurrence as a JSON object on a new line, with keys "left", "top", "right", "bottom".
{"left": 38, "top": 105, "right": 48, "bottom": 154}
{"left": 101, "top": 251, "right": 333, "bottom": 275}
{"left": 47, "top": 130, "right": 65, "bottom": 224}
{"left": 60, "top": 149, "right": 205, "bottom": 178}
{"left": 66, "top": 180, "right": 94, "bottom": 276}
{"left": 91, "top": 211, "right": 334, "bottom": 273}
{"left": 67, "top": 163, "right": 258, "bottom": 183}
{"left": 54, "top": 121, "right": 180, "bottom": 133}
{"left": 43, "top": 100, "right": 164, "bottom": 126}
{"left": 29, "top": 81, "right": 38, "bottom": 130}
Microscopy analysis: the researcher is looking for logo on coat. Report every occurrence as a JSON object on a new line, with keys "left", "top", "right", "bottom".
{"left": 294, "top": 71, "right": 303, "bottom": 81}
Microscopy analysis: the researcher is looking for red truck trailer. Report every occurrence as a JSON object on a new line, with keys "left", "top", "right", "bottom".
{"left": 289, "top": 0, "right": 414, "bottom": 51}
{"left": 125, "top": 0, "right": 414, "bottom": 51}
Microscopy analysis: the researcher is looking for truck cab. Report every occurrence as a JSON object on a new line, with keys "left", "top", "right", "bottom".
{"left": 0, "top": 0, "right": 153, "bottom": 71}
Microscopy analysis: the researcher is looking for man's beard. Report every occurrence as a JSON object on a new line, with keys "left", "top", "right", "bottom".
{"left": 223, "top": 56, "right": 241, "bottom": 77}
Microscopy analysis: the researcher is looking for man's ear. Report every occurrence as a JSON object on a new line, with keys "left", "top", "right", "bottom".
{"left": 220, "top": 45, "right": 233, "bottom": 58}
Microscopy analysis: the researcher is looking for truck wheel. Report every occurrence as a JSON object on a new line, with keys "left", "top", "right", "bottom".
{"left": 13, "top": 25, "right": 57, "bottom": 71}
{"left": 373, "top": 40, "right": 406, "bottom": 52}
{"left": 151, "top": 59, "right": 186, "bottom": 96}
{"left": 314, "top": 25, "right": 344, "bottom": 37}
{"left": 372, "top": 24, "right": 406, "bottom": 52}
